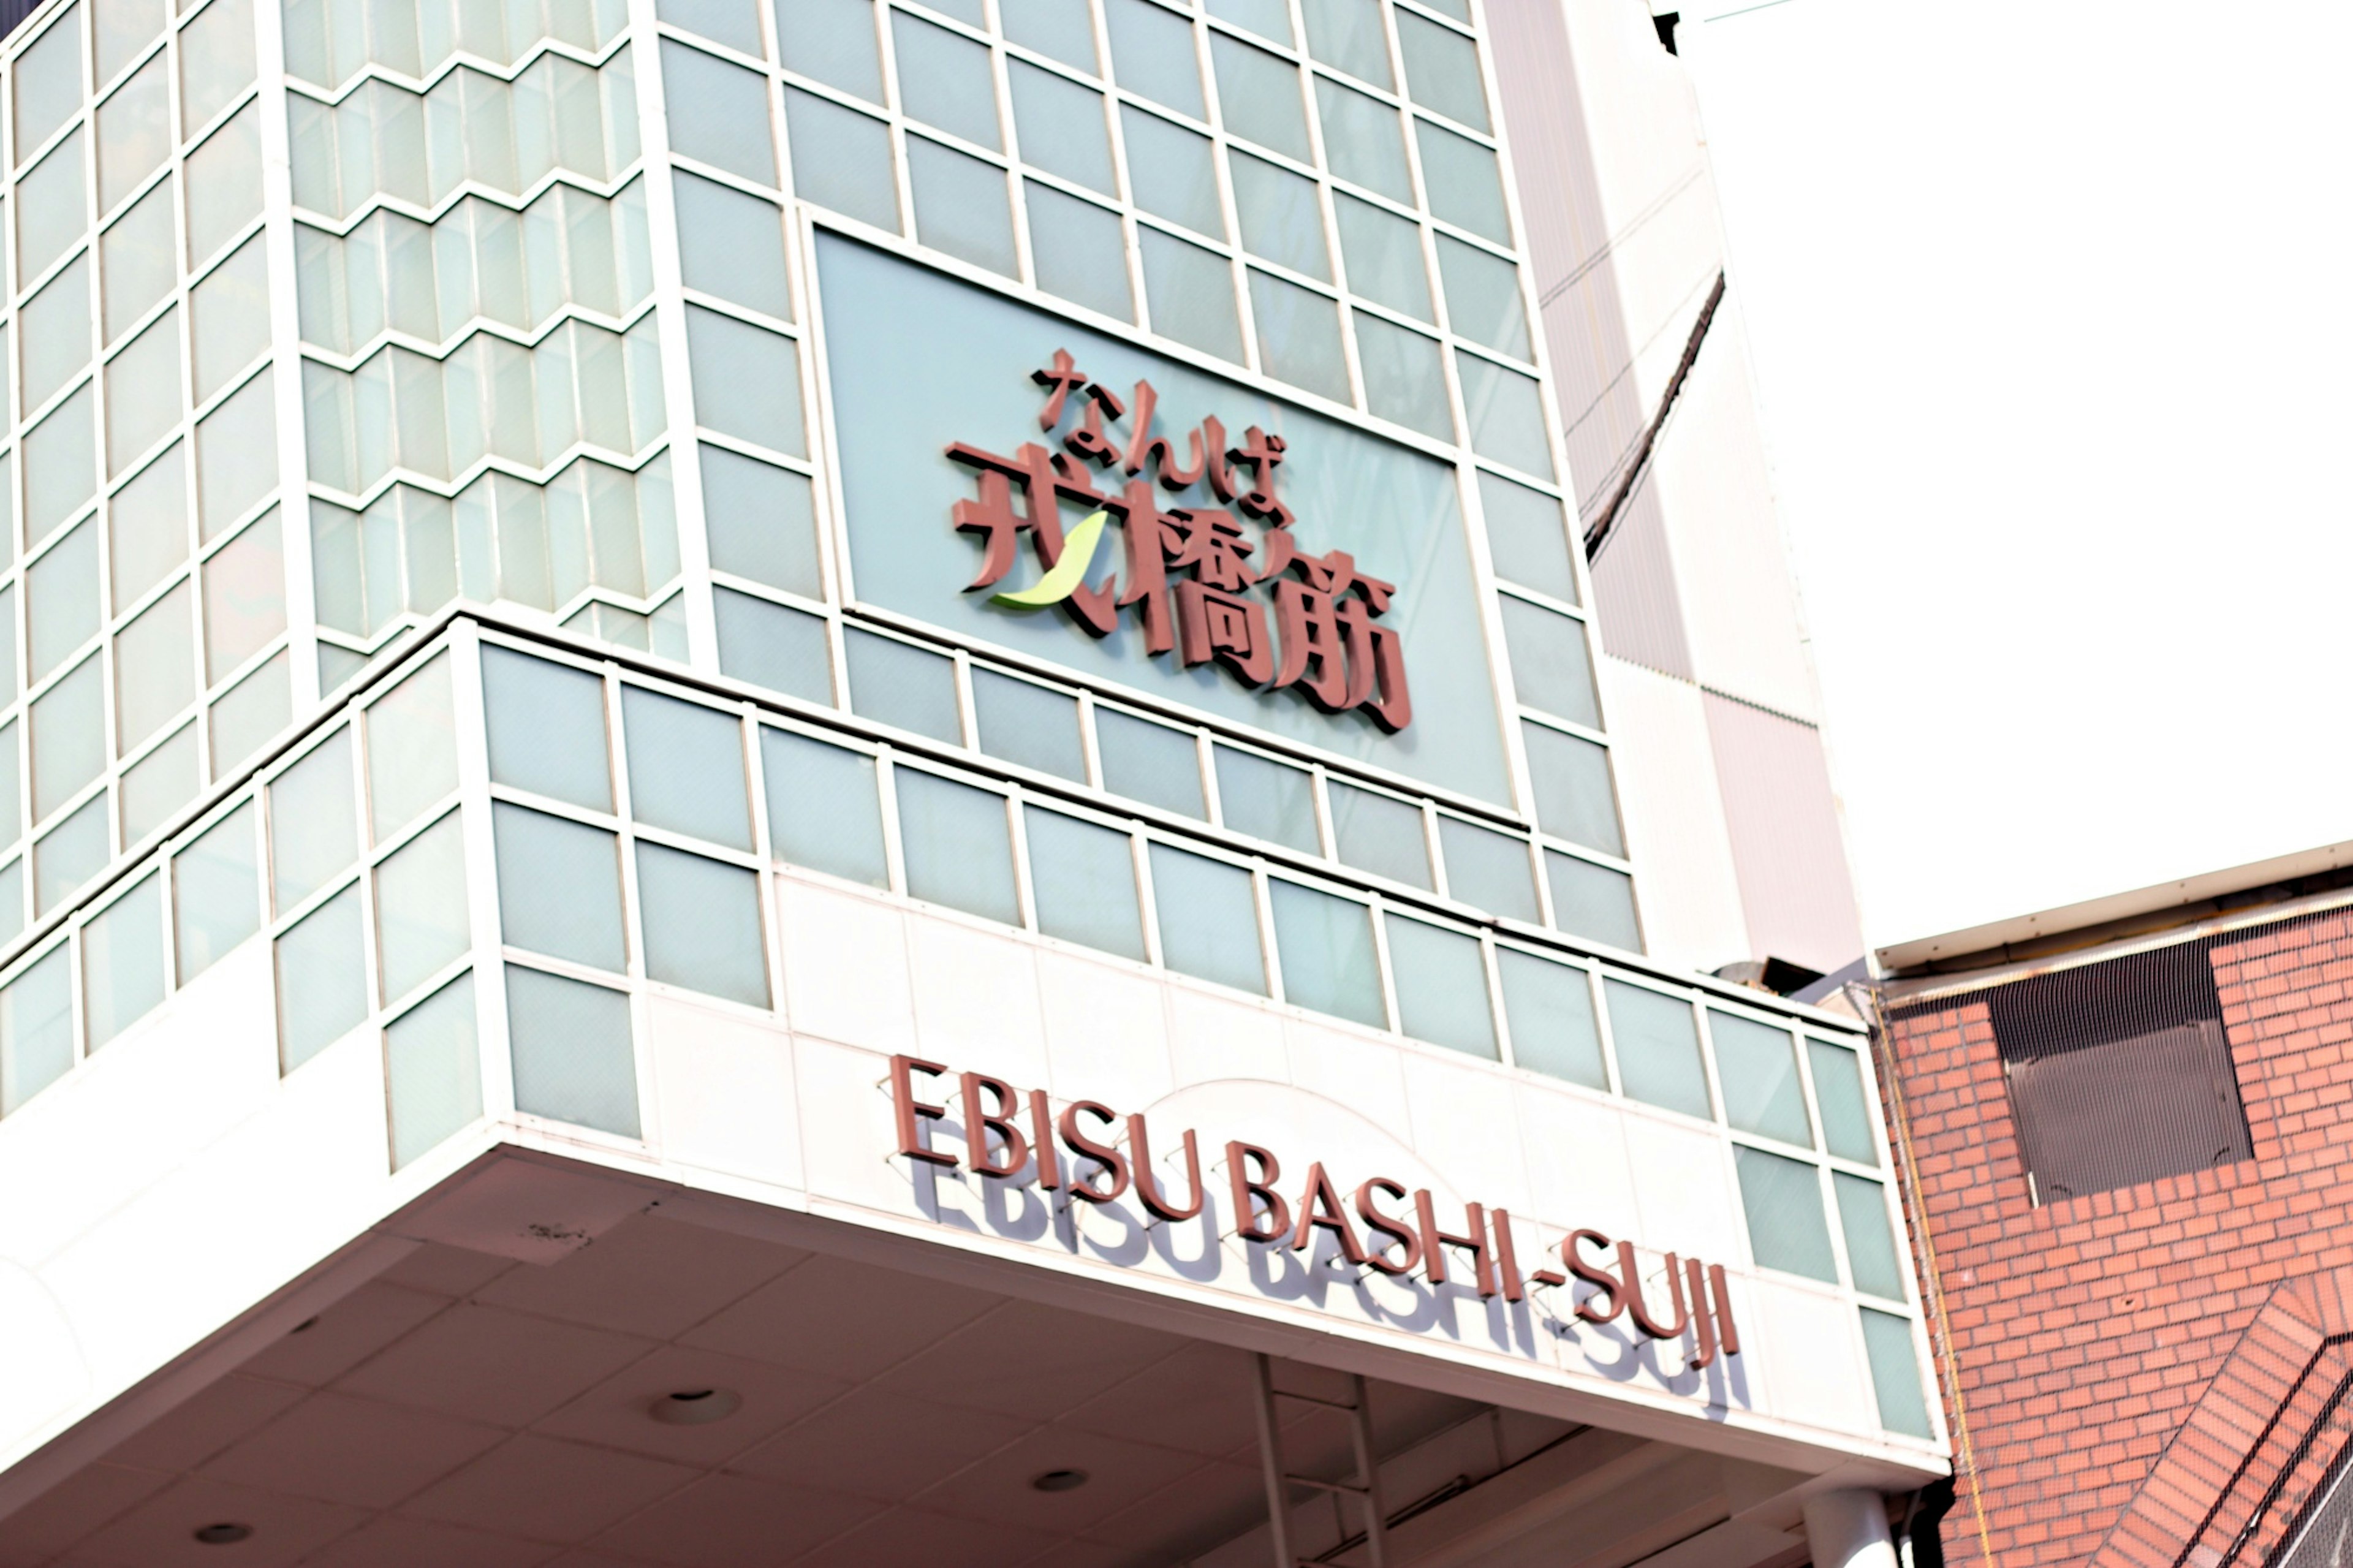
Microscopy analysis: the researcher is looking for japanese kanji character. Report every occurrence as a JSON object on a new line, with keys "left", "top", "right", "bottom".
{"left": 1114, "top": 479, "right": 1188, "bottom": 656}
{"left": 1176, "top": 581, "right": 1275, "bottom": 685}
{"left": 947, "top": 441, "right": 1118, "bottom": 635}
{"left": 1167, "top": 509, "right": 1259, "bottom": 593}
{"left": 1338, "top": 597, "right": 1412, "bottom": 731}
{"left": 1269, "top": 580, "right": 1351, "bottom": 711}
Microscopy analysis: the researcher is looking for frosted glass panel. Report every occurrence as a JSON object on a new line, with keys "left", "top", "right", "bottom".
{"left": 844, "top": 628, "right": 958, "bottom": 743}
{"left": 1416, "top": 119, "right": 1510, "bottom": 244}
{"left": 1713, "top": 1010, "right": 1813, "bottom": 1148}
{"left": 1140, "top": 225, "right": 1242, "bottom": 355}
{"left": 1316, "top": 79, "right": 1409, "bottom": 204}
{"left": 1148, "top": 842, "right": 1262, "bottom": 994}
{"left": 1105, "top": 0, "right": 1202, "bottom": 121}
{"left": 761, "top": 728, "right": 886, "bottom": 886}
{"left": 782, "top": 89, "right": 897, "bottom": 231}
{"left": 674, "top": 172, "right": 791, "bottom": 319}
{"left": 713, "top": 588, "right": 831, "bottom": 703}
{"left": 686, "top": 305, "right": 805, "bottom": 456}
{"left": 85, "top": 874, "right": 165, "bottom": 1050}
{"left": 376, "top": 809, "right": 468, "bottom": 1004}
{"left": 386, "top": 972, "right": 482, "bottom": 1169}
{"left": 1457, "top": 350, "right": 1552, "bottom": 479}
{"left": 97, "top": 0, "right": 168, "bottom": 86}
{"left": 1861, "top": 1308, "right": 1934, "bottom": 1437}
{"left": 366, "top": 652, "right": 458, "bottom": 843}
{"left": 492, "top": 803, "right": 626, "bottom": 971}
{"left": 107, "top": 302, "right": 182, "bottom": 476}
{"left": 1025, "top": 806, "right": 1143, "bottom": 961}
{"left": 1735, "top": 1145, "right": 1836, "bottom": 1282}
{"left": 184, "top": 102, "right": 262, "bottom": 265}
{"left": 1387, "top": 914, "right": 1493, "bottom": 1058}
{"left": 102, "top": 182, "right": 176, "bottom": 344}
{"left": 776, "top": 0, "right": 882, "bottom": 102}
{"left": 1438, "top": 816, "right": 1537, "bottom": 922}
{"left": 13, "top": 9, "right": 85, "bottom": 167}
{"left": 481, "top": 648, "right": 612, "bottom": 811}
{"left": 0, "top": 947, "right": 74, "bottom": 1116}
{"left": 276, "top": 883, "right": 366, "bottom": 1070}
{"left": 1395, "top": 10, "right": 1487, "bottom": 131}
{"left": 97, "top": 55, "right": 170, "bottom": 214}
{"left": 191, "top": 235, "right": 268, "bottom": 401}
{"left": 1230, "top": 151, "right": 1327, "bottom": 281}
{"left": 1500, "top": 597, "right": 1599, "bottom": 729}
{"left": 1809, "top": 1039, "right": 1881, "bottom": 1166}
{"left": 31, "top": 654, "right": 105, "bottom": 820}
{"left": 34, "top": 794, "right": 108, "bottom": 915}
{"left": 1210, "top": 36, "right": 1308, "bottom": 161}
{"left": 18, "top": 131, "right": 91, "bottom": 281}
{"left": 1207, "top": 0, "right": 1290, "bottom": 42}
{"left": 907, "top": 137, "right": 1017, "bottom": 278}
{"left": 1437, "top": 235, "right": 1528, "bottom": 360}
{"left": 29, "top": 518, "right": 101, "bottom": 681}
{"left": 1837, "top": 1173, "right": 1906, "bottom": 1301}
{"left": 1479, "top": 471, "right": 1575, "bottom": 603}
{"left": 113, "top": 579, "right": 195, "bottom": 751}
{"left": 110, "top": 441, "right": 189, "bottom": 612}
{"left": 23, "top": 252, "right": 94, "bottom": 412}
{"left": 1096, "top": 708, "right": 1202, "bottom": 819}
{"left": 702, "top": 445, "right": 819, "bottom": 594}
{"left": 179, "top": 0, "right": 258, "bottom": 137}
{"left": 1496, "top": 948, "right": 1604, "bottom": 1088}
{"left": 1248, "top": 270, "right": 1348, "bottom": 403}
{"left": 121, "top": 721, "right": 197, "bottom": 844}
{"left": 173, "top": 800, "right": 259, "bottom": 980}
{"left": 1604, "top": 978, "right": 1708, "bottom": 1118}
{"left": 1521, "top": 721, "right": 1621, "bottom": 855}
{"left": 208, "top": 646, "right": 290, "bottom": 773}
{"left": 1328, "top": 779, "right": 1427, "bottom": 889}
{"left": 1121, "top": 107, "right": 1221, "bottom": 238}
{"left": 1010, "top": 62, "right": 1112, "bottom": 194}
{"left": 1025, "top": 183, "right": 1130, "bottom": 322}
{"left": 269, "top": 728, "right": 358, "bottom": 914}
{"left": 893, "top": 12, "right": 998, "bottom": 149}
{"left": 1001, "top": 0, "right": 1094, "bottom": 72}
{"left": 1335, "top": 192, "right": 1430, "bottom": 320}
{"left": 507, "top": 964, "right": 639, "bottom": 1135}
{"left": 635, "top": 841, "right": 768, "bottom": 1006}
{"left": 201, "top": 507, "right": 286, "bottom": 682}
{"left": 195, "top": 369, "right": 276, "bottom": 539}
{"left": 1213, "top": 745, "right": 1317, "bottom": 854}
{"left": 972, "top": 669, "right": 1083, "bottom": 782}
{"left": 659, "top": 0, "right": 763, "bottom": 57}
{"left": 26, "top": 384, "right": 99, "bottom": 547}
{"left": 1355, "top": 314, "right": 1448, "bottom": 438}
{"left": 661, "top": 40, "right": 776, "bottom": 186}
{"left": 1270, "top": 879, "right": 1382, "bottom": 1028}
{"left": 895, "top": 768, "right": 1017, "bottom": 925}
{"left": 621, "top": 687, "right": 751, "bottom": 850}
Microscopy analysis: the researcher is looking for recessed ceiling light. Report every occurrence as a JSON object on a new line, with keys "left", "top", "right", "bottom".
{"left": 1032, "top": 1469, "right": 1089, "bottom": 1493}
{"left": 192, "top": 1523, "right": 253, "bottom": 1545}
{"left": 648, "top": 1388, "right": 743, "bottom": 1426}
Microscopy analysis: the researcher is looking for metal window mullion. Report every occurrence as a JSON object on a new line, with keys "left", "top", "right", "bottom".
{"left": 444, "top": 621, "right": 515, "bottom": 1119}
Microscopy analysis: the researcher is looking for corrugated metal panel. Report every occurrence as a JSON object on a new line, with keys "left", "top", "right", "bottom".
{"left": 1599, "top": 657, "right": 1751, "bottom": 974}
{"left": 1702, "top": 691, "right": 1863, "bottom": 974}
{"left": 1587, "top": 482, "right": 1695, "bottom": 679}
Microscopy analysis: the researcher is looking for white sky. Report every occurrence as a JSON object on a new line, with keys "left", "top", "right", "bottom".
{"left": 1675, "top": 0, "right": 2353, "bottom": 950}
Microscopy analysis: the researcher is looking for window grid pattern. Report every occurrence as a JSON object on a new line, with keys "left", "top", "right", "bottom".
{"left": 0, "top": 0, "right": 289, "bottom": 944}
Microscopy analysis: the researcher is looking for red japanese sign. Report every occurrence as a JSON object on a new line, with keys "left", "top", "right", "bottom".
{"left": 945, "top": 350, "right": 1413, "bottom": 733}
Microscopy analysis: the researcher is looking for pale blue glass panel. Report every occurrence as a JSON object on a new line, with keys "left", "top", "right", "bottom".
{"left": 26, "top": 384, "right": 98, "bottom": 550}
{"left": 1026, "top": 183, "right": 1131, "bottom": 321}
{"left": 1837, "top": 1172, "right": 1906, "bottom": 1301}
{"left": 1316, "top": 79, "right": 1410, "bottom": 203}
{"left": 1205, "top": 0, "right": 1289, "bottom": 45}
{"left": 85, "top": 874, "right": 165, "bottom": 1051}
{"left": 29, "top": 517, "right": 100, "bottom": 679}
{"left": 14, "top": 9, "right": 83, "bottom": 164}
{"left": 508, "top": 964, "right": 639, "bottom": 1135}
{"left": 894, "top": 12, "right": 999, "bottom": 148}
{"left": 18, "top": 131, "right": 89, "bottom": 281}
{"left": 1213, "top": 744, "right": 1317, "bottom": 854}
{"left": 491, "top": 803, "right": 627, "bottom": 972}
{"left": 1025, "top": 806, "right": 1143, "bottom": 960}
{"left": 783, "top": 89, "right": 898, "bottom": 229}
{"left": 1522, "top": 721, "right": 1621, "bottom": 854}
{"left": 1139, "top": 227, "right": 1241, "bottom": 360}
{"left": 1496, "top": 948, "right": 1603, "bottom": 1088}
{"left": 1438, "top": 816, "right": 1537, "bottom": 921}
{"left": 714, "top": 588, "right": 832, "bottom": 703}
{"left": 269, "top": 728, "right": 357, "bottom": 914}
{"left": 622, "top": 687, "right": 751, "bottom": 850}
{"left": 35, "top": 794, "right": 108, "bottom": 915}
{"left": 1605, "top": 977, "right": 1707, "bottom": 1118}
{"left": 1354, "top": 312, "right": 1449, "bottom": 439}
{"left": 174, "top": 801, "right": 259, "bottom": 980}
{"left": 1395, "top": 10, "right": 1487, "bottom": 131}
{"left": 1479, "top": 471, "right": 1576, "bottom": 603}
{"left": 1547, "top": 849, "right": 1640, "bottom": 950}
{"left": 816, "top": 237, "right": 1508, "bottom": 802}
{"left": 1415, "top": 0, "right": 1470, "bottom": 20}
{"left": 1105, "top": 0, "right": 1203, "bottom": 119}
{"left": 1121, "top": 107, "right": 1222, "bottom": 237}
{"left": 0, "top": 862, "right": 23, "bottom": 948}
{"left": 1010, "top": 61, "right": 1112, "bottom": 193}
{"left": 844, "top": 628, "right": 960, "bottom": 742}
{"left": 776, "top": 0, "right": 882, "bottom": 101}
{"left": 1388, "top": 914, "right": 1493, "bottom": 1058}
{"left": 659, "top": 0, "right": 763, "bottom": 58}
{"left": 1809, "top": 1039, "right": 1882, "bottom": 1166}
{"left": 1714, "top": 1009, "right": 1813, "bottom": 1147}
{"left": 0, "top": 723, "right": 18, "bottom": 852}
{"left": 688, "top": 305, "right": 806, "bottom": 456}
{"left": 907, "top": 136, "right": 1018, "bottom": 277}
{"left": 1457, "top": 351, "right": 1552, "bottom": 479}
{"left": 1735, "top": 1145, "right": 1836, "bottom": 1282}
{"left": 387, "top": 972, "right": 482, "bottom": 1169}
{"left": 895, "top": 768, "right": 1018, "bottom": 925}
{"left": 637, "top": 841, "right": 768, "bottom": 1006}
{"left": 1417, "top": 119, "right": 1510, "bottom": 244}
{"left": 1096, "top": 708, "right": 1202, "bottom": 819}
{"left": 110, "top": 442, "right": 187, "bottom": 612}
{"left": 1248, "top": 271, "right": 1348, "bottom": 403}
{"left": 366, "top": 653, "right": 458, "bottom": 843}
{"left": 1437, "top": 235, "right": 1529, "bottom": 359}
{"left": 276, "top": 883, "right": 365, "bottom": 1071}
{"left": 675, "top": 172, "right": 792, "bottom": 319}
{"left": 972, "top": 668, "right": 1083, "bottom": 781}
{"left": 761, "top": 727, "right": 886, "bottom": 886}
{"left": 662, "top": 41, "right": 778, "bottom": 186}
{"left": 121, "top": 722, "right": 195, "bottom": 847}
{"left": 31, "top": 654, "right": 105, "bottom": 822}
{"left": 1335, "top": 193, "right": 1430, "bottom": 320}
{"left": 1861, "top": 1308, "right": 1934, "bottom": 1437}
{"left": 0, "top": 947, "right": 74, "bottom": 1116}
{"left": 1270, "top": 879, "right": 1382, "bottom": 1028}
{"left": 1002, "top": 0, "right": 1096, "bottom": 70}
{"left": 1303, "top": 0, "right": 1390, "bottom": 87}
{"left": 96, "top": 0, "right": 162, "bottom": 88}
{"left": 1328, "top": 779, "right": 1427, "bottom": 888}
{"left": 1149, "top": 842, "right": 1262, "bottom": 994}
{"left": 376, "top": 810, "right": 468, "bottom": 1005}
{"left": 1210, "top": 36, "right": 1308, "bottom": 161}
{"left": 1500, "top": 596, "right": 1599, "bottom": 729}
{"left": 24, "top": 252, "right": 93, "bottom": 414}
{"left": 702, "top": 444, "right": 819, "bottom": 596}
{"left": 482, "top": 648, "right": 612, "bottom": 812}
{"left": 1229, "top": 151, "right": 1327, "bottom": 280}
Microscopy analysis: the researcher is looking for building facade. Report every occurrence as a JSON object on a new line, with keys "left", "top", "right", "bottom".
{"left": 0, "top": 0, "right": 1926, "bottom": 1563}
{"left": 1874, "top": 848, "right": 2353, "bottom": 1568}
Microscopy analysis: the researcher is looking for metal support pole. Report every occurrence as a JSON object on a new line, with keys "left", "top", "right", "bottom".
{"left": 1252, "top": 1354, "right": 1298, "bottom": 1568}
{"left": 1347, "top": 1374, "right": 1390, "bottom": 1568}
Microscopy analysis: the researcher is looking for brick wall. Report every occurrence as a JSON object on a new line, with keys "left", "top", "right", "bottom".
{"left": 1882, "top": 909, "right": 2353, "bottom": 1568}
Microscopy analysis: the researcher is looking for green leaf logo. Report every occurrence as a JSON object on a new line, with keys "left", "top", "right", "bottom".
{"left": 991, "top": 510, "right": 1107, "bottom": 608}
